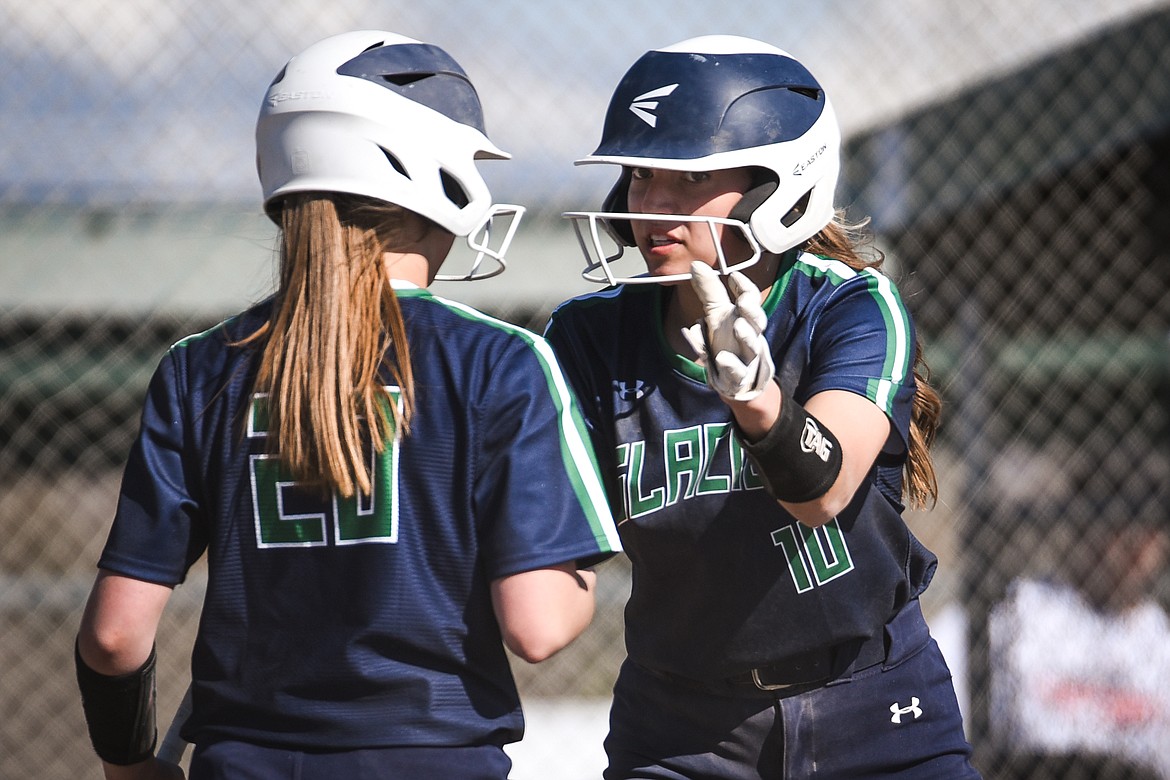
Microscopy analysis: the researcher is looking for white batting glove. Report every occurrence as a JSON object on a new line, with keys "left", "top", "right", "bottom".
{"left": 680, "top": 261, "right": 775, "bottom": 402}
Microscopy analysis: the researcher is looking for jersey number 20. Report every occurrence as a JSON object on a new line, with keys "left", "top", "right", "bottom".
{"left": 247, "top": 390, "right": 402, "bottom": 548}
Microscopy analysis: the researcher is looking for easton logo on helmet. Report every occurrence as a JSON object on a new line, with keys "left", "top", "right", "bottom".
{"left": 628, "top": 84, "right": 679, "bottom": 127}
{"left": 266, "top": 90, "right": 329, "bottom": 107}
{"left": 793, "top": 144, "right": 828, "bottom": 176}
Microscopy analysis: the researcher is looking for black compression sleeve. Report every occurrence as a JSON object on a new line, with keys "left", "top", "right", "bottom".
{"left": 737, "top": 392, "right": 843, "bottom": 503}
{"left": 75, "top": 639, "right": 158, "bottom": 765}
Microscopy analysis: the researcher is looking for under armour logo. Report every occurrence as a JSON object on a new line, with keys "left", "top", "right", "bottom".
{"left": 799, "top": 417, "right": 833, "bottom": 462}
{"left": 615, "top": 380, "right": 650, "bottom": 401}
{"left": 890, "top": 697, "right": 922, "bottom": 724}
{"left": 628, "top": 84, "right": 679, "bottom": 127}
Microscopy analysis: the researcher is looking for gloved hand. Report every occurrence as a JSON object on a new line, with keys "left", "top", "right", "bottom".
{"left": 681, "top": 261, "right": 775, "bottom": 402}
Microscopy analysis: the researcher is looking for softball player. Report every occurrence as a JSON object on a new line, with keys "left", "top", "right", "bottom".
{"left": 545, "top": 36, "right": 979, "bottom": 778}
{"left": 74, "top": 31, "right": 619, "bottom": 780}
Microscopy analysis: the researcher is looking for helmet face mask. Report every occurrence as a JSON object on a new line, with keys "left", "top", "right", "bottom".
{"left": 434, "top": 203, "right": 524, "bottom": 281}
{"left": 257, "top": 31, "right": 523, "bottom": 280}
{"left": 567, "top": 35, "right": 840, "bottom": 284}
{"left": 564, "top": 210, "right": 762, "bottom": 285}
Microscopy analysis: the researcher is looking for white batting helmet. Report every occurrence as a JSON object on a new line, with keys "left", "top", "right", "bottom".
{"left": 256, "top": 31, "right": 523, "bottom": 280}
{"left": 567, "top": 35, "right": 840, "bottom": 284}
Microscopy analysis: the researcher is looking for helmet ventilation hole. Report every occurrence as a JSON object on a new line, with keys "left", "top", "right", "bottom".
{"left": 383, "top": 73, "right": 430, "bottom": 87}
{"left": 781, "top": 190, "right": 812, "bottom": 227}
{"left": 381, "top": 148, "right": 409, "bottom": 178}
{"left": 267, "top": 64, "right": 287, "bottom": 88}
{"left": 788, "top": 87, "right": 821, "bottom": 100}
{"left": 440, "top": 170, "right": 470, "bottom": 208}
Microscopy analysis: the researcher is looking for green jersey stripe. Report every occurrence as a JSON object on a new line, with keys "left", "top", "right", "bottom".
{"left": 792, "top": 254, "right": 911, "bottom": 414}
{"left": 421, "top": 290, "right": 622, "bottom": 552}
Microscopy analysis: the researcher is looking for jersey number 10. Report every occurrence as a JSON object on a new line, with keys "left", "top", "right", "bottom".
{"left": 771, "top": 520, "right": 855, "bottom": 593}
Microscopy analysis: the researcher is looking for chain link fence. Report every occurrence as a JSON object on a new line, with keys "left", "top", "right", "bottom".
{"left": 3, "top": 1, "right": 1170, "bottom": 778}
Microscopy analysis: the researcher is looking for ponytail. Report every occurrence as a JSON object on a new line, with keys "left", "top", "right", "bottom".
{"left": 240, "top": 194, "right": 425, "bottom": 498}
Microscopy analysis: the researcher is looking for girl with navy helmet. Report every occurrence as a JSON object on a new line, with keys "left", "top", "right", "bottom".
{"left": 546, "top": 35, "right": 979, "bottom": 778}
{"left": 75, "top": 31, "right": 620, "bottom": 780}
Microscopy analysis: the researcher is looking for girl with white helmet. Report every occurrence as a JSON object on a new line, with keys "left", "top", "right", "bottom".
{"left": 75, "top": 31, "right": 619, "bottom": 780}
{"left": 547, "top": 35, "right": 979, "bottom": 778}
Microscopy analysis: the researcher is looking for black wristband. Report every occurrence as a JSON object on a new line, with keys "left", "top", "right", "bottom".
{"left": 737, "top": 393, "right": 843, "bottom": 503}
{"left": 75, "top": 639, "right": 158, "bottom": 765}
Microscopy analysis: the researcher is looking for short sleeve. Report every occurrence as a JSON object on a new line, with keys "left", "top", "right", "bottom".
{"left": 473, "top": 336, "right": 620, "bottom": 580}
{"left": 98, "top": 350, "right": 206, "bottom": 585}
{"left": 805, "top": 269, "right": 917, "bottom": 451}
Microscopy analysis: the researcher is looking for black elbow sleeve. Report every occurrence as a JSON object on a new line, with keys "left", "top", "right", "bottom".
{"left": 75, "top": 639, "right": 158, "bottom": 765}
{"left": 737, "top": 395, "right": 843, "bottom": 503}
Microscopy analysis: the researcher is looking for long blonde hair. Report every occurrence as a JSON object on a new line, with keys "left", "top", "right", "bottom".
{"left": 240, "top": 193, "right": 430, "bottom": 498}
{"left": 804, "top": 215, "right": 942, "bottom": 509}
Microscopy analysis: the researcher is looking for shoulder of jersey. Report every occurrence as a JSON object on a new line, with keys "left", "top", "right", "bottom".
{"left": 791, "top": 250, "right": 859, "bottom": 280}
{"left": 168, "top": 303, "right": 271, "bottom": 354}
{"left": 413, "top": 288, "right": 552, "bottom": 349}
{"left": 549, "top": 284, "right": 647, "bottom": 320}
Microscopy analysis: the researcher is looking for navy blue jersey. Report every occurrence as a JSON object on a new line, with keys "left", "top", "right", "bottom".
{"left": 99, "top": 285, "right": 620, "bottom": 750}
{"left": 544, "top": 250, "right": 937, "bottom": 681}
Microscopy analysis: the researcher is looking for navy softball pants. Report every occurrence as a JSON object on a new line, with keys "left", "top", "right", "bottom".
{"left": 188, "top": 741, "right": 512, "bottom": 779}
{"left": 603, "top": 600, "right": 980, "bottom": 779}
